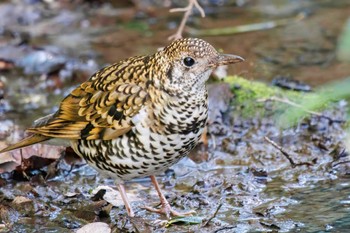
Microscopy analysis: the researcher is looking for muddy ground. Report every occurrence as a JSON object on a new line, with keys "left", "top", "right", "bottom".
{"left": 0, "top": 0, "right": 350, "bottom": 232}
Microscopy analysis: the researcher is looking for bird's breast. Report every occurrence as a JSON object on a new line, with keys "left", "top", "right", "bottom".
{"left": 71, "top": 93, "right": 208, "bottom": 182}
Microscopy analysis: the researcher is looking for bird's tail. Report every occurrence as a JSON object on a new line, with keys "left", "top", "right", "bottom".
{"left": 0, "top": 134, "right": 50, "bottom": 153}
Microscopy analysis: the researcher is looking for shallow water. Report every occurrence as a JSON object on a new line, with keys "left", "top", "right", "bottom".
{"left": 280, "top": 178, "right": 350, "bottom": 232}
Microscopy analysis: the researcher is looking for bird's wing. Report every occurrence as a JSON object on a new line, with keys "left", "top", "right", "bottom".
{"left": 27, "top": 57, "right": 150, "bottom": 140}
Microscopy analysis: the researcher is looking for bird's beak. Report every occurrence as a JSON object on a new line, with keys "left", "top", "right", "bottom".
{"left": 210, "top": 54, "right": 245, "bottom": 67}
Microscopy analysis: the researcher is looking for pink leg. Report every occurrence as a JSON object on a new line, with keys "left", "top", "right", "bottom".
{"left": 117, "top": 184, "right": 135, "bottom": 217}
{"left": 142, "top": 175, "right": 195, "bottom": 218}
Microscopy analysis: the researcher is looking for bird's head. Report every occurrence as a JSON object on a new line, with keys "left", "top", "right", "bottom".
{"left": 154, "top": 38, "right": 244, "bottom": 95}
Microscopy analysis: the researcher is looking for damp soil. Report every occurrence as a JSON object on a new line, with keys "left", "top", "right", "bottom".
{"left": 0, "top": 0, "right": 350, "bottom": 232}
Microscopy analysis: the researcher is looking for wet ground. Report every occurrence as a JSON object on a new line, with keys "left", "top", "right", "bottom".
{"left": 0, "top": 0, "right": 350, "bottom": 232}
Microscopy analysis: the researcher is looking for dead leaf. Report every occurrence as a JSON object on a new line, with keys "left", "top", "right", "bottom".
{"left": 0, "top": 145, "right": 17, "bottom": 173}
{"left": 165, "top": 216, "right": 203, "bottom": 227}
{"left": 0, "top": 141, "right": 65, "bottom": 174}
{"left": 65, "top": 191, "right": 79, "bottom": 198}
{"left": 91, "top": 185, "right": 142, "bottom": 207}
{"left": 0, "top": 59, "right": 14, "bottom": 71}
{"left": 12, "top": 196, "right": 32, "bottom": 205}
{"left": 77, "top": 222, "right": 111, "bottom": 233}
{"left": 13, "top": 155, "right": 56, "bottom": 176}
{"left": 0, "top": 204, "right": 19, "bottom": 226}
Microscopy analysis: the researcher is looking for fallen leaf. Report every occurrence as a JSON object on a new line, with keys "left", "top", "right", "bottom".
{"left": 0, "top": 204, "right": 19, "bottom": 225}
{"left": 165, "top": 216, "right": 204, "bottom": 227}
{"left": 64, "top": 191, "right": 79, "bottom": 198}
{"left": 0, "top": 59, "right": 14, "bottom": 71}
{"left": 0, "top": 142, "right": 65, "bottom": 174}
{"left": 0, "top": 143, "right": 16, "bottom": 162}
{"left": 12, "top": 196, "right": 32, "bottom": 205}
{"left": 0, "top": 143, "right": 18, "bottom": 173}
{"left": 91, "top": 185, "right": 141, "bottom": 207}
{"left": 77, "top": 222, "right": 111, "bottom": 233}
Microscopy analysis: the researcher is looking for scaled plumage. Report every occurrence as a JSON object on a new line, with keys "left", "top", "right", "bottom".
{"left": 0, "top": 38, "right": 244, "bottom": 217}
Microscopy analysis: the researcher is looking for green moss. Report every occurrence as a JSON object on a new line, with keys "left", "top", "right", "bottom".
{"left": 225, "top": 76, "right": 282, "bottom": 103}
{"left": 224, "top": 76, "right": 350, "bottom": 128}
{"left": 224, "top": 75, "right": 307, "bottom": 120}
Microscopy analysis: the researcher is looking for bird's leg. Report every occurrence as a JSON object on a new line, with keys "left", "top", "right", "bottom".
{"left": 117, "top": 184, "right": 135, "bottom": 217}
{"left": 143, "top": 175, "right": 196, "bottom": 218}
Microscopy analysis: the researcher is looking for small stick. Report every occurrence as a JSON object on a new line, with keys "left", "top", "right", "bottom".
{"left": 258, "top": 96, "right": 345, "bottom": 124}
{"left": 203, "top": 203, "right": 223, "bottom": 227}
{"left": 333, "top": 160, "right": 350, "bottom": 167}
{"left": 20, "top": 149, "right": 30, "bottom": 180}
{"left": 168, "top": 0, "right": 205, "bottom": 41}
{"left": 264, "top": 136, "right": 312, "bottom": 167}
{"left": 188, "top": 12, "right": 305, "bottom": 36}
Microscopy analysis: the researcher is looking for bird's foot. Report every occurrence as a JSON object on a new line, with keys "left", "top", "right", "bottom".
{"left": 146, "top": 175, "right": 196, "bottom": 218}
{"left": 142, "top": 204, "right": 196, "bottom": 218}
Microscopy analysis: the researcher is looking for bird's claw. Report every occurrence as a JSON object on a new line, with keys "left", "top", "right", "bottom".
{"left": 142, "top": 205, "right": 196, "bottom": 219}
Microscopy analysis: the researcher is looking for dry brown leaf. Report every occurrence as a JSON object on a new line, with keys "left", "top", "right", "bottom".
{"left": 12, "top": 196, "right": 32, "bottom": 205}
{"left": 0, "top": 59, "right": 14, "bottom": 71}
{"left": 0, "top": 142, "right": 18, "bottom": 173}
{"left": 0, "top": 142, "right": 65, "bottom": 174}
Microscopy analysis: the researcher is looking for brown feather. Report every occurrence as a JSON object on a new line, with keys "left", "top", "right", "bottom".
{"left": 0, "top": 56, "right": 152, "bottom": 153}
{"left": 26, "top": 56, "right": 150, "bottom": 141}
{"left": 0, "top": 134, "right": 50, "bottom": 153}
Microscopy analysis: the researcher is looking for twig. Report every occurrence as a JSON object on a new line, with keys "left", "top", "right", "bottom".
{"left": 203, "top": 203, "right": 222, "bottom": 227}
{"left": 258, "top": 96, "right": 345, "bottom": 124}
{"left": 333, "top": 160, "right": 350, "bottom": 167}
{"left": 20, "top": 149, "right": 30, "bottom": 180}
{"left": 214, "top": 226, "right": 237, "bottom": 233}
{"left": 264, "top": 136, "right": 295, "bottom": 166}
{"left": 264, "top": 136, "right": 312, "bottom": 168}
{"left": 260, "top": 96, "right": 321, "bottom": 116}
{"left": 168, "top": 0, "right": 205, "bottom": 41}
{"left": 188, "top": 12, "right": 305, "bottom": 36}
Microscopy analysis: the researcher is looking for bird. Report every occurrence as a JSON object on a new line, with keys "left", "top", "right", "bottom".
{"left": 0, "top": 38, "right": 244, "bottom": 218}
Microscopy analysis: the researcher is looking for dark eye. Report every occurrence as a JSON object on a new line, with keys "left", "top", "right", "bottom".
{"left": 183, "top": 57, "right": 195, "bottom": 67}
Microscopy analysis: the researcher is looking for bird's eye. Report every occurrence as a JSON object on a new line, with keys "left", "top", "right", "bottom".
{"left": 183, "top": 57, "right": 195, "bottom": 67}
